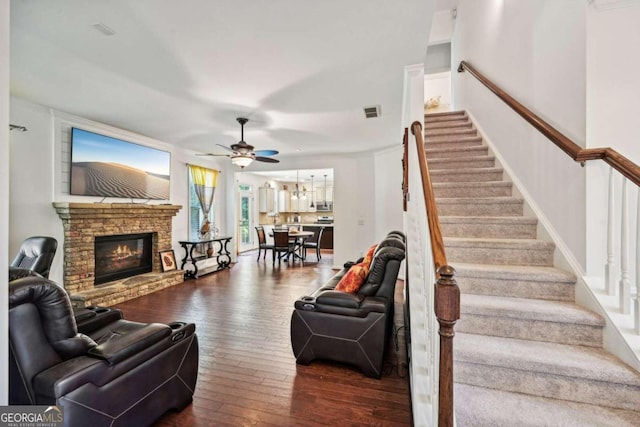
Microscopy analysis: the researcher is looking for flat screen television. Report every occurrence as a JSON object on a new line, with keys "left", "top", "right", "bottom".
{"left": 70, "top": 127, "right": 171, "bottom": 200}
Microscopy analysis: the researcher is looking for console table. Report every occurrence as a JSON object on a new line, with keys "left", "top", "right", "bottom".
{"left": 178, "top": 236, "right": 232, "bottom": 278}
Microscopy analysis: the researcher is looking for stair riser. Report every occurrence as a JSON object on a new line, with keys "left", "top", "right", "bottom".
{"left": 455, "top": 363, "right": 640, "bottom": 411}
{"left": 456, "top": 315, "right": 602, "bottom": 347}
{"left": 437, "top": 201, "right": 523, "bottom": 217}
{"left": 455, "top": 276, "right": 575, "bottom": 302}
{"left": 441, "top": 222, "right": 536, "bottom": 239}
{"left": 434, "top": 185, "right": 512, "bottom": 199}
{"left": 446, "top": 246, "right": 554, "bottom": 266}
{"left": 426, "top": 128, "right": 477, "bottom": 137}
{"left": 428, "top": 158, "right": 496, "bottom": 170}
{"left": 426, "top": 147, "right": 489, "bottom": 159}
{"left": 431, "top": 171, "right": 503, "bottom": 183}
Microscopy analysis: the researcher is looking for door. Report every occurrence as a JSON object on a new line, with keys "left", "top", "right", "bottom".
{"left": 237, "top": 184, "right": 254, "bottom": 253}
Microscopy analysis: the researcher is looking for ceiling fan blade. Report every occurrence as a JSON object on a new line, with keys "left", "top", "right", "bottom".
{"left": 254, "top": 149, "right": 279, "bottom": 156}
{"left": 195, "top": 153, "right": 230, "bottom": 157}
{"left": 216, "top": 144, "right": 234, "bottom": 152}
{"left": 255, "top": 156, "right": 280, "bottom": 163}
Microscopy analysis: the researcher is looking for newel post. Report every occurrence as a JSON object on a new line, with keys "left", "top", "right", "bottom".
{"left": 435, "top": 265, "right": 460, "bottom": 427}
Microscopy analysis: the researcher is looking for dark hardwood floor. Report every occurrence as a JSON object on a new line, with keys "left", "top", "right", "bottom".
{"left": 114, "top": 250, "right": 411, "bottom": 426}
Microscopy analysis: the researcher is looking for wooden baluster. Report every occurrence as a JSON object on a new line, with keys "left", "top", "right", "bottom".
{"left": 435, "top": 265, "right": 460, "bottom": 427}
{"left": 606, "top": 167, "right": 616, "bottom": 296}
{"left": 636, "top": 189, "right": 640, "bottom": 333}
{"left": 620, "top": 178, "right": 631, "bottom": 314}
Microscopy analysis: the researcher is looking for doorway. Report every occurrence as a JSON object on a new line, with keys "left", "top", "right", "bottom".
{"left": 237, "top": 183, "right": 254, "bottom": 253}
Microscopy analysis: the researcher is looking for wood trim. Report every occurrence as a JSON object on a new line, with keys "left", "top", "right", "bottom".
{"left": 403, "top": 128, "right": 409, "bottom": 212}
{"left": 458, "top": 61, "right": 640, "bottom": 187}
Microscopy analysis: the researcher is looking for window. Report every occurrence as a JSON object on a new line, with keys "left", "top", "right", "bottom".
{"left": 188, "top": 176, "right": 208, "bottom": 240}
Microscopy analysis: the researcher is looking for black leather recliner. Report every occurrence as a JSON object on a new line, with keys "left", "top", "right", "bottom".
{"left": 10, "top": 236, "right": 58, "bottom": 279}
{"left": 9, "top": 276, "right": 198, "bottom": 427}
{"left": 291, "top": 232, "right": 406, "bottom": 378}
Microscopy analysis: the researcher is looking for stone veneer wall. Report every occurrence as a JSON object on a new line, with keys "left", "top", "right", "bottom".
{"left": 53, "top": 203, "right": 183, "bottom": 307}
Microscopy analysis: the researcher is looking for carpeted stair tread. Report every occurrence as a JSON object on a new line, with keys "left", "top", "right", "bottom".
{"left": 461, "top": 294, "right": 603, "bottom": 326}
{"left": 437, "top": 197, "right": 523, "bottom": 216}
{"left": 430, "top": 167, "right": 503, "bottom": 183}
{"left": 428, "top": 155, "right": 496, "bottom": 170}
{"left": 425, "top": 134, "right": 483, "bottom": 143}
{"left": 425, "top": 120, "right": 473, "bottom": 130}
{"left": 455, "top": 383, "right": 640, "bottom": 427}
{"left": 455, "top": 333, "right": 640, "bottom": 387}
{"left": 424, "top": 110, "right": 466, "bottom": 120}
{"left": 425, "top": 127, "right": 477, "bottom": 137}
{"left": 440, "top": 216, "right": 536, "bottom": 226}
{"left": 425, "top": 145, "right": 489, "bottom": 158}
{"left": 445, "top": 237, "right": 553, "bottom": 248}
{"left": 440, "top": 216, "right": 536, "bottom": 238}
{"left": 452, "top": 262, "right": 576, "bottom": 283}
{"left": 433, "top": 181, "right": 512, "bottom": 198}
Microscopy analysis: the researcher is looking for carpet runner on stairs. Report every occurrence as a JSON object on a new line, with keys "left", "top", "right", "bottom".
{"left": 424, "top": 110, "right": 640, "bottom": 426}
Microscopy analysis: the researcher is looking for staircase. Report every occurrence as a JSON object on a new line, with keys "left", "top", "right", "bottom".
{"left": 425, "top": 111, "right": 640, "bottom": 426}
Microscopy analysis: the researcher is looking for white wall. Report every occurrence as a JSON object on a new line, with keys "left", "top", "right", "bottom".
{"left": 246, "top": 152, "right": 378, "bottom": 268}
{"left": 1, "top": 0, "right": 10, "bottom": 405}
{"left": 425, "top": 71, "right": 452, "bottom": 106}
{"left": 585, "top": 2, "right": 640, "bottom": 275}
{"left": 374, "top": 146, "right": 404, "bottom": 239}
{"left": 429, "top": 9, "right": 456, "bottom": 45}
{"left": 452, "top": 0, "right": 587, "bottom": 268}
{"left": 9, "top": 97, "right": 226, "bottom": 284}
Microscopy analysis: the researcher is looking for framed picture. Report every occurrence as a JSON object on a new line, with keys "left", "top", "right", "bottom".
{"left": 159, "top": 249, "right": 177, "bottom": 272}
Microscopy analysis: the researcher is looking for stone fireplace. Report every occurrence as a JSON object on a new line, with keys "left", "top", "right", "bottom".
{"left": 53, "top": 202, "right": 183, "bottom": 307}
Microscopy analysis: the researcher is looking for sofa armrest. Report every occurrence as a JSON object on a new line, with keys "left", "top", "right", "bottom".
{"left": 87, "top": 323, "right": 171, "bottom": 365}
{"left": 316, "top": 290, "right": 364, "bottom": 308}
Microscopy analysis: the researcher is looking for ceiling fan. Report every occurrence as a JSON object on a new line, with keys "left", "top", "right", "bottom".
{"left": 197, "top": 117, "right": 279, "bottom": 168}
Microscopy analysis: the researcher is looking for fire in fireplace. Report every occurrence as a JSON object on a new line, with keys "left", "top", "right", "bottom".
{"left": 95, "top": 233, "right": 153, "bottom": 285}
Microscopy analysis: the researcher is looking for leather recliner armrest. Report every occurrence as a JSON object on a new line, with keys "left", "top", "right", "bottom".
{"left": 310, "top": 291, "right": 387, "bottom": 317}
{"left": 87, "top": 323, "right": 171, "bottom": 365}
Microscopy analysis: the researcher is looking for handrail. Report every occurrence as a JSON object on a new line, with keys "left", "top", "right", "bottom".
{"left": 458, "top": 60, "right": 640, "bottom": 187}
{"left": 410, "top": 121, "right": 460, "bottom": 427}
{"left": 411, "top": 121, "right": 447, "bottom": 271}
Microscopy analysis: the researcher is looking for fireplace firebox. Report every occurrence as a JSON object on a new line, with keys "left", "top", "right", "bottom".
{"left": 95, "top": 233, "right": 153, "bottom": 285}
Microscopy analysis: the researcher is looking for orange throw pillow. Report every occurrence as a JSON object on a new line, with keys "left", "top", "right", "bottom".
{"left": 335, "top": 263, "right": 369, "bottom": 293}
{"left": 362, "top": 244, "right": 377, "bottom": 267}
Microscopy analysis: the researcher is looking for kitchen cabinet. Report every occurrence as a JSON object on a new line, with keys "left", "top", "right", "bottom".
{"left": 315, "top": 186, "right": 333, "bottom": 203}
{"left": 278, "top": 190, "right": 291, "bottom": 213}
{"left": 258, "top": 187, "right": 276, "bottom": 213}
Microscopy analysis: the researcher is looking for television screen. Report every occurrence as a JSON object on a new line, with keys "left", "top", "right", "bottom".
{"left": 70, "top": 128, "right": 171, "bottom": 200}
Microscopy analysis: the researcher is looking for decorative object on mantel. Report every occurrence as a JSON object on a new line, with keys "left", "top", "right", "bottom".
{"left": 196, "top": 117, "right": 280, "bottom": 168}
{"left": 159, "top": 249, "right": 177, "bottom": 272}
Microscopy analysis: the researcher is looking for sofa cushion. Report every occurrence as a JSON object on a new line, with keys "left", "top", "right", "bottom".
{"left": 335, "top": 263, "right": 368, "bottom": 293}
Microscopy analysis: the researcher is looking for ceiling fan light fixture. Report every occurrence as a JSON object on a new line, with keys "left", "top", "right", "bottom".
{"left": 231, "top": 155, "right": 253, "bottom": 168}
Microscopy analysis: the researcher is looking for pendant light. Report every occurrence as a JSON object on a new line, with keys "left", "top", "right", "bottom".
{"left": 323, "top": 174, "right": 328, "bottom": 208}
{"left": 309, "top": 175, "right": 315, "bottom": 208}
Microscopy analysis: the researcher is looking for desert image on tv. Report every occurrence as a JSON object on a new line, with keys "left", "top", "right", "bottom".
{"left": 71, "top": 162, "right": 170, "bottom": 199}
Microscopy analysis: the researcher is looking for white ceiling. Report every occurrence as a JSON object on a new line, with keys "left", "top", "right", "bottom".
{"left": 10, "top": 0, "right": 434, "bottom": 159}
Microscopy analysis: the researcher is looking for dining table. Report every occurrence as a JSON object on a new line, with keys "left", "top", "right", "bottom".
{"left": 271, "top": 229, "right": 314, "bottom": 262}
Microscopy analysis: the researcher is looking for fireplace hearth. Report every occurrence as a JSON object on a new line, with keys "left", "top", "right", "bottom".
{"left": 53, "top": 203, "right": 184, "bottom": 307}
{"left": 95, "top": 233, "right": 153, "bottom": 285}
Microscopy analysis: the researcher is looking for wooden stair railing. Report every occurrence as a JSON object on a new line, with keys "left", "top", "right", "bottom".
{"left": 458, "top": 60, "right": 640, "bottom": 186}
{"left": 410, "top": 120, "right": 461, "bottom": 427}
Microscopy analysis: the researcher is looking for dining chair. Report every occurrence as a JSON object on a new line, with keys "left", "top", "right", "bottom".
{"left": 255, "top": 226, "right": 274, "bottom": 261}
{"left": 272, "top": 230, "right": 294, "bottom": 264}
{"left": 303, "top": 227, "right": 324, "bottom": 260}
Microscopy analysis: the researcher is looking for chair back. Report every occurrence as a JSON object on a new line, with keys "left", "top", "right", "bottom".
{"left": 273, "top": 230, "right": 291, "bottom": 249}
{"left": 11, "top": 236, "right": 58, "bottom": 278}
{"left": 255, "top": 226, "right": 266, "bottom": 245}
{"left": 316, "top": 227, "right": 325, "bottom": 244}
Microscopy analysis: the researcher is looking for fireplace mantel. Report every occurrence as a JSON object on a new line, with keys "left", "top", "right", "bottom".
{"left": 53, "top": 202, "right": 183, "bottom": 306}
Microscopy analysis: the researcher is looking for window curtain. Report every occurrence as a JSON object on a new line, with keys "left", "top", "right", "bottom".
{"left": 188, "top": 165, "right": 219, "bottom": 234}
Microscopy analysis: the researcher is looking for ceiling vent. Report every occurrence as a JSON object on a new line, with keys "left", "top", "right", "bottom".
{"left": 91, "top": 23, "right": 116, "bottom": 36}
{"left": 363, "top": 105, "right": 381, "bottom": 119}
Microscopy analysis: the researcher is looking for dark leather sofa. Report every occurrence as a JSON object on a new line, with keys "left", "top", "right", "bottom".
{"left": 9, "top": 276, "right": 198, "bottom": 427}
{"left": 290, "top": 231, "right": 406, "bottom": 378}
